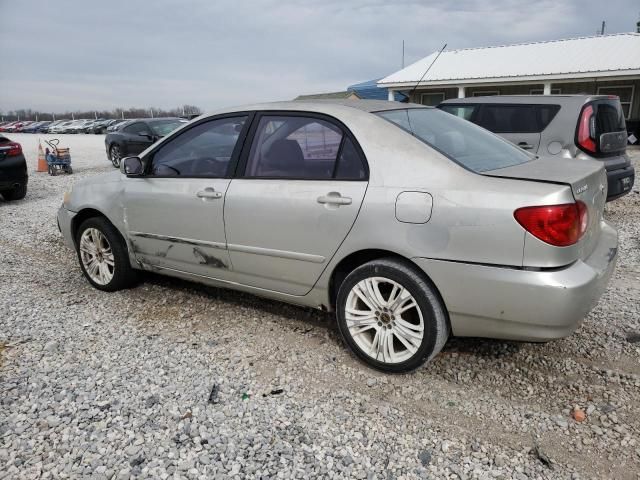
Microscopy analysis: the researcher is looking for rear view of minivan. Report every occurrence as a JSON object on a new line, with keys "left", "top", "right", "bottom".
{"left": 438, "top": 95, "right": 635, "bottom": 201}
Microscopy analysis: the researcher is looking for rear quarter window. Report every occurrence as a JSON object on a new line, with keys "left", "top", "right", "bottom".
{"left": 376, "top": 108, "right": 533, "bottom": 173}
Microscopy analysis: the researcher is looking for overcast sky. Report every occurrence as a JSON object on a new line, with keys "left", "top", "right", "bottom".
{"left": 0, "top": 0, "right": 638, "bottom": 113}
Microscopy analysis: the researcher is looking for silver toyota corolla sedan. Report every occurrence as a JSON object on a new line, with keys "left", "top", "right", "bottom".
{"left": 57, "top": 100, "right": 618, "bottom": 372}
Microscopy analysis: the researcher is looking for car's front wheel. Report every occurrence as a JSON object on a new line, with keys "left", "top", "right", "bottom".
{"left": 75, "top": 217, "right": 136, "bottom": 291}
{"left": 109, "top": 144, "right": 122, "bottom": 168}
{"left": 336, "top": 258, "right": 449, "bottom": 372}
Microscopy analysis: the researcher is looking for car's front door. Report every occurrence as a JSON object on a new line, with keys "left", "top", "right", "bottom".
{"left": 475, "top": 104, "right": 542, "bottom": 153}
{"left": 123, "top": 115, "right": 250, "bottom": 277}
{"left": 224, "top": 113, "right": 369, "bottom": 295}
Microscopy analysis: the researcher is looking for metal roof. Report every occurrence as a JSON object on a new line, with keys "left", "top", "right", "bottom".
{"left": 348, "top": 78, "right": 407, "bottom": 101}
{"left": 294, "top": 91, "right": 360, "bottom": 101}
{"left": 379, "top": 33, "right": 640, "bottom": 87}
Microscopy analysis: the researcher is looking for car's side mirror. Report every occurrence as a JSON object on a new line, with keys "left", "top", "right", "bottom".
{"left": 121, "top": 156, "right": 144, "bottom": 176}
{"left": 139, "top": 131, "right": 154, "bottom": 140}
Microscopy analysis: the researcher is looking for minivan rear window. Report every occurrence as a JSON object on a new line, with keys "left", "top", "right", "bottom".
{"left": 377, "top": 108, "right": 533, "bottom": 173}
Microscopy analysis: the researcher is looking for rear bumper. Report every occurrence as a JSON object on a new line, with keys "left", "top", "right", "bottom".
{"left": 413, "top": 220, "right": 618, "bottom": 341}
{"left": 0, "top": 154, "right": 28, "bottom": 190}
{"left": 605, "top": 165, "right": 634, "bottom": 201}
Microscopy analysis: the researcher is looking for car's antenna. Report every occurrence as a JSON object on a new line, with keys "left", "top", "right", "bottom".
{"left": 408, "top": 43, "right": 447, "bottom": 100}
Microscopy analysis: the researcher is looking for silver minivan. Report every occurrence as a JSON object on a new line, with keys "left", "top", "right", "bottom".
{"left": 438, "top": 95, "right": 635, "bottom": 201}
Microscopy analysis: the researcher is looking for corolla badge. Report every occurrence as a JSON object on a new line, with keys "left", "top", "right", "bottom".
{"left": 575, "top": 184, "right": 588, "bottom": 194}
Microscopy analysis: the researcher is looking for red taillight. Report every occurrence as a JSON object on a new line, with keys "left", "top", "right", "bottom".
{"left": 577, "top": 105, "right": 596, "bottom": 153}
{"left": 514, "top": 202, "right": 588, "bottom": 247}
{"left": 6, "top": 142, "right": 22, "bottom": 156}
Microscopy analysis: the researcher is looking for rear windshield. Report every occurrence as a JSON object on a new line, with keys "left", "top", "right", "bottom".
{"left": 376, "top": 108, "right": 533, "bottom": 172}
{"left": 594, "top": 100, "right": 626, "bottom": 135}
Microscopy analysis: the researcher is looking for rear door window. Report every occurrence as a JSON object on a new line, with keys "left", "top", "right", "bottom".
{"left": 243, "top": 115, "right": 367, "bottom": 180}
{"left": 475, "top": 105, "right": 538, "bottom": 133}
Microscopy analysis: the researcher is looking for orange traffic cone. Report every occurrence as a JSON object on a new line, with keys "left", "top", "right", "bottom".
{"left": 37, "top": 140, "right": 48, "bottom": 172}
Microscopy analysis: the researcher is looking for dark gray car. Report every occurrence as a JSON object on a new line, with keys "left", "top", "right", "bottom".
{"left": 438, "top": 95, "right": 634, "bottom": 201}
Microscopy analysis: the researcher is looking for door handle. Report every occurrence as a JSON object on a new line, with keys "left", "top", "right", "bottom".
{"left": 196, "top": 188, "right": 223, "bottom": 199}
{"left": 317, "top": 192, "right": 352, "bottom": 206}
{"left": 518, "top": 142, "right": 534, "bottom": 150}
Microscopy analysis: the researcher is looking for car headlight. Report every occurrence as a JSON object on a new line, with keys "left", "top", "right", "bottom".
{"left": 63, "top": 190, "right": 72, "bottom": 207}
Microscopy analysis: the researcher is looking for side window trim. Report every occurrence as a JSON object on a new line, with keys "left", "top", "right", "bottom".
{"left": 140, "top": 112, "right": 255, "bottom": 179}
{"left": 233, "top": 110, "right": 369, "bottom": 181}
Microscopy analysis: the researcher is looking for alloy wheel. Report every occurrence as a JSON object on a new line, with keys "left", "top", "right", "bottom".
{"left": 110, "top": 145, "right": 121, "bottom": 168}
{"left": 345, "top": 276, "right": 424, "bottom": 364}
{"left": 79, "top": 228, "right": 115, "bottom": 285}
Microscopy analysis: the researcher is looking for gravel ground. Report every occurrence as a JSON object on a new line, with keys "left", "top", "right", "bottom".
{"left": 1, "top": 133, "right": 639, "bottom": 480}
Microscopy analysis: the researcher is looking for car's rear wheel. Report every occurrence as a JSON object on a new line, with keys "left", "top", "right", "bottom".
{"left": 1, "top": 184, "right": 27, "bottom": 201}
{"left": 336, "top": 258, "right": 449, "bottom": 372}
{"left": 109, "top": 145, "right": 122, "bottom": 168}
{"left": 75, "top": 217, "right": 136, "bottom": 291}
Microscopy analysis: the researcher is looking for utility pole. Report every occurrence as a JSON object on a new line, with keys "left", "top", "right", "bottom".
{"left": 601, "top": 20, "right": 605, "bottom": 35}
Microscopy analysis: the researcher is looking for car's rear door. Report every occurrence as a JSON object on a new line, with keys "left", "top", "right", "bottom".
{"left": 475, "top": 104, "right": 542, "bottom": 153}
{"left": 223, "top": 112, "right": 369, "bottom": 295}
{"left": 123, "top": 115, "right": 250, "bottom": 277}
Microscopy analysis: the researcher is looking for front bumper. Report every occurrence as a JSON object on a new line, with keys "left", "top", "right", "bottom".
{"left": 413, "top": 220, "right": 618, "bottom": 341}
{"left": 57, "top": 205, "right": 76, "bottom": 249}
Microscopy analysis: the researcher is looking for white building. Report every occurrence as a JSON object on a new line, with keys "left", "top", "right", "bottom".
{"left": 378, "top": 33, "right": 640, "bottom": 135}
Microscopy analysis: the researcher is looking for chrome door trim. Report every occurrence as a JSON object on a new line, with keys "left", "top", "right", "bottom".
{"left": 129, "top": 231, "right": 226, "bottom": 250}
{"left": 227, "top": 243, "right": 326, "bottom": 264}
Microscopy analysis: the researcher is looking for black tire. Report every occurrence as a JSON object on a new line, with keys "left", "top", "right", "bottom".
{"left": 2, "top": 184, "right": 27, "bottom": 201}
{"left": 109, "top": 144, "right": 122, "bottom": 168}
{"left": 75, "top": 217, "right": 137, "bottom": 292}
{"left": 336, "top": 258, "right": 449, "bottom": 373}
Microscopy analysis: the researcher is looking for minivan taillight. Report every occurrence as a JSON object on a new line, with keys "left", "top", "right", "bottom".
{"left": 577, "top": 105, "right": 596, "bottom": 153}
{"left": 514, "top": 202, "right": 588, "bottom": 247}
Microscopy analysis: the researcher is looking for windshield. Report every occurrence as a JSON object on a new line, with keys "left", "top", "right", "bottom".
{"left": 376, "top": 108, "right": 533, "bottom": 172}
{"left": 151, "top": 120, "right": 187, "bottom": 137}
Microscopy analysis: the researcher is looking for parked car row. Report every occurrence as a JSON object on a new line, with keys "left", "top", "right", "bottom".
{"left": 0, "top": 118, "right": 131, "bottom": 135}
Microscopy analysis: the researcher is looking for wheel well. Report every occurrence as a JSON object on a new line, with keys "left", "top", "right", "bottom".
{"left": 71, "top": 209, "right": 113, "bottom": 244}
{"left": 329, "top": 249, "right": 415, "bottom": 309}
{"left": 328, "top": 249, "right": 451, "bottom": 330}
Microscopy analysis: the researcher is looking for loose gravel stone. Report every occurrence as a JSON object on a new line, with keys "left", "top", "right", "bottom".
{"left": 1, "top": 135, "right": 639, "bottom": 479}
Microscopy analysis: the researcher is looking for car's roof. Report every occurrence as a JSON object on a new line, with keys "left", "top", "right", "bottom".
{"left": 205, "top": 100, "right": 428, "bottom": 117}
{"left": 439, "top": 94, "right": 612, "bottom": 105}
{"left": 144, "top": 117, "right": 182, "bottom": 123}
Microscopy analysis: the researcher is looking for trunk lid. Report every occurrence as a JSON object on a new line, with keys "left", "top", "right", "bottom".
{"left": 486, "top": 156, "right": 607, "bottom": 260}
